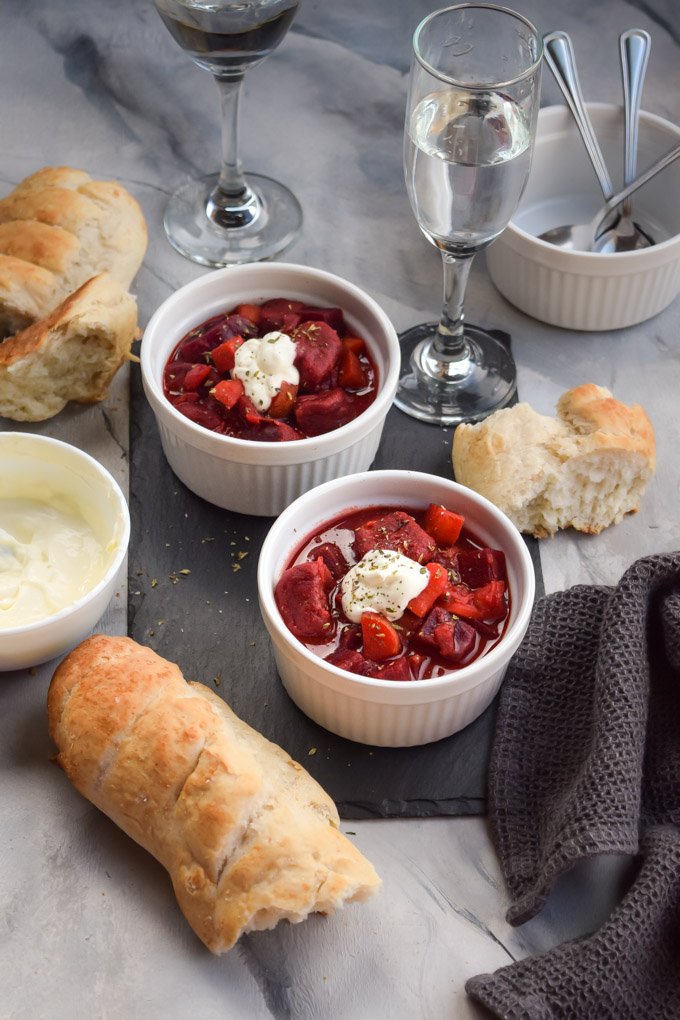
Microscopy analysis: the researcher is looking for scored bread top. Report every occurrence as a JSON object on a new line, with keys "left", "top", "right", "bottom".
{"left": 48, "top": 635, "right": 380, "bottom": 954}
{"left": 0, "top": 165, "right": 146, "bottom": 339}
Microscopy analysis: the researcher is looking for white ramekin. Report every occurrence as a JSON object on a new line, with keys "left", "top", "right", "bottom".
{"left": 257, "top": 470, "right": 535, "bottom": 747}
{"left": 141, "top": 263, "right": 400, "bottom": 516}
{"left": 487, "top": 104, "right": 680, "bottom": 331}
{"left": 0, "top": 433, "right": 130, "bottom": 671}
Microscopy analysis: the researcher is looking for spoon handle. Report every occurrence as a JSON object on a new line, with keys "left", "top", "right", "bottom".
{"left": 598, "top": 141, "right": 680, "bottom": 222}
{"left": 543, "top": 31, "right": 614, "bottom": 199}
{"left": 620, "top": 28, "right": 651, "bottom": 216}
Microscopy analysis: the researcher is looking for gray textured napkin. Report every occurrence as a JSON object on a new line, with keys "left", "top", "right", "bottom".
{"left": 467, "top": 552, "right": 680, "bottom": 1019}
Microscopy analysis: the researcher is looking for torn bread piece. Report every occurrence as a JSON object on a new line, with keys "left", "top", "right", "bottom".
{"left": 0, "top": 166, "right": 146, "bottom": 337}
{"left": 0, "top": 273, "right": 139, "bottom": 421}
{"left": 48, "top": 635, "right": 381, "bottom": 954}
{"left": 452, "top": 384, "right": 656, "bottom": 538}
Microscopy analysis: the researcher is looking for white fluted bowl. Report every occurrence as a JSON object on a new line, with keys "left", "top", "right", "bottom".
{"left": 141, "top": 263, "right": 399, "bottom": 516}
{"left": 257, "top": 470, "right": 535, "bottom": 747}
{"left": 487, "top": 104, "right": 680, "bottom": 331}
{"left": 0, "top": 433, "right": 129, "bottom": 671}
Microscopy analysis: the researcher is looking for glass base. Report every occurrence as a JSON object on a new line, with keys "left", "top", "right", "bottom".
{"left": 163, "top": 172, "right": 302, "bottom": 267}
{"left": 395, "top": 322, "right": 517, "bottom": 426}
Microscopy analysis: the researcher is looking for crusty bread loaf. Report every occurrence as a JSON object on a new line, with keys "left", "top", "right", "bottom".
{"left": 0, "top": 166, "right": 146, "bottom": 337}
{"left": 48, "top": 636, "right": 380, "bottom": 954}
{"left": 452, "top": 384, "right": 656, "bottom": 538}
{"left": 0, "top": 273, "right": 138, "bottom": 421}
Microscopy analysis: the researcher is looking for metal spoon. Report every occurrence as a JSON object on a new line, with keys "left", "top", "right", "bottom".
{"left": 539, "top": 140, "right": 680, "bottom": 251}
{"left": 595, "top": 29, "right": 652, "bottom": 253}
{"left": 540, "top": 31, "right": 654, "bottom": 252}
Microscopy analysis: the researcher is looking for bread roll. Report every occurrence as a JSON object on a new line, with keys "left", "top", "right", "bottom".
{"left": 48, "top": 636, "right": 380, "bottom": 954}
{"left": 452, "top": 384, "right": 656, "bottom": 537}
{"left": 0, "top": 166, "right": 146, "bottom": 337}
{"left": 0, "top": 273, "right": 138, "bottom": 421}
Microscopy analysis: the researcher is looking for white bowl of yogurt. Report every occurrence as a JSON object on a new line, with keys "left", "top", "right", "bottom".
{"left": 0, "top": 432, "right": 130, "bottom": 671}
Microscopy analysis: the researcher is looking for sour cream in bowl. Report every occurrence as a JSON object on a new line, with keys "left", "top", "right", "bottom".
{"left": 0, "top": 433, "right": 130, "bottom": 671}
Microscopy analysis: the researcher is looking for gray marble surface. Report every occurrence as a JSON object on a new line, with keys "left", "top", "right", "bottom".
{"left": 1, "top": 1, "right": 679, "bottom": 1017}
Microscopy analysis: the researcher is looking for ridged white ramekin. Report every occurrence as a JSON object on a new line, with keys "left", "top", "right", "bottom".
{"left": 258, "top": 471, "right": 535, "bottom": 747}
{"left": 0, "top": 433, "right": 130, "bottom": 671}
{"left": 487, "top": 104, "right": 680, "bottom": 331}
{"left": 141, "top": 263, "right": 399, "bottom": 516}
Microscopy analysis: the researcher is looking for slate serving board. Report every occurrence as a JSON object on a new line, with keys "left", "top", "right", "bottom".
{"left": 128, "top": 348, "right": 542, "bottom": 819}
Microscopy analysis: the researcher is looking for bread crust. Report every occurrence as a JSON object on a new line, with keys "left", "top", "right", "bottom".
{"left": 0, "top": 273, "right": 138, "bottom": 420}
{"left": 0, "top": 166, "right": 146, "bottom": 338}
{"left": 48, "top": 635, "right": 380, "bottom": 954}
{"left": 452, "top": 385, "right": 656, "bottom": 537}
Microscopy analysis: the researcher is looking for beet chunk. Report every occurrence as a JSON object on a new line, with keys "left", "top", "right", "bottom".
{"left": 295, "top": 388, "right": 360, "bottom": 437}
{"left": 417, "top": 607, "right": 477, "bottom": 664}
{"left": 292, "top": 321, "right": 343, "bottom": 393}
{"left": 275, "top": 559, "right": 334, "bottom": 640}
{"left": 354, "top": 511, "right": 436, "bottom": 564}
{"left": 338, "top": 623, "right": 363, "bottom": 650}
{"left": 456, "top": 548, "right": 506, "bottom": 588}
{"left": 298, "top": 307, "right": 346, "bottom": 333}
{"left": 174, "top": 397, "right": 225, "bottom": 432}
{"left": 259, "top": 298, "right": 305, "bottom": 334}
{"left": 176, "top": 314, "right": 258, "bottom": 362}
{"left": 325, "top": 648, "right": 373, "bottom": 676}
{"left": 245, "top": 418, "right": 304, "bottom": 442}
{"left": 368, "top": 656, "right": 411, "bottom": 681}
{"left": 307, "top": 541, "right": 349, "bottom": 580}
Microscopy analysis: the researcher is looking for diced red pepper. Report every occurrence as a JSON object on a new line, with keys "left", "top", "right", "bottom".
{"left": 211, "top": 378, "right": 244, "bottom": 410}
{"left": 338, "top": 347, "right": 367, "bottom": 389}
{"left": 361, "top": 612, "right": 402, "bottom": 661}
{"left": 235, "top": 303, "right": 261, "bottom": 325}
{"left": 424, "top": 504, "right": 465, "bottom": 546}
{"left": 211, "top": 335, "right": 244, "bottom": 373}
{"left": 407, "top": 562, "right": 449, "bottom": 618}
{"left": 342, "top": 335, "right": 366, "bottom": 357}
{"left": 268, "top": 381, "right": 298, "bottom": 418}
{"left": 182, "top": 363, "right": 212, "bottom": 391}
{"left": 441, "top": 580, "right": 507, "bottom": 622}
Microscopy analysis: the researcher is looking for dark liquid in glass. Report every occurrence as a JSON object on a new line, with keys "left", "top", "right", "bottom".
{"left": 156, "top": 1, "right": 299, "bottom": 75}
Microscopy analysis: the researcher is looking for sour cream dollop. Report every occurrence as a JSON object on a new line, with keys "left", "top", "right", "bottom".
{"left": 340, "top": 548, "right": 429, "bottom": 623}
{"left": 232, "top": 331, "right": 299, "bottom": 412}
{"left": 0, "top": 498, "right": 109, "bottom": 629}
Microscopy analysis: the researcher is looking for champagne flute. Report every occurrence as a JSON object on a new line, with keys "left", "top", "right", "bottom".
{"left": 154, "top": 0, "right": 302, "bottom": 266}
{"left": 397, "top": 3, "right": 542, "bottom": 425}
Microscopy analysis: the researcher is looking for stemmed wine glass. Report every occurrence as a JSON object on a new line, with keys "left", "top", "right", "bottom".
{"left": 153, "top": 0, "right": 302, "bottom": 266}
{"left": 397, "top": 4, "right": 542, "bottom": 424}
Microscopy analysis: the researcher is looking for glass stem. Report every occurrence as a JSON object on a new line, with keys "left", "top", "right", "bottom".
{"left": 433, "top": 251, "right": 475, "bottom": 359}
{"left": 215, "top": 75, "right": 248, "bottom": 198}
{"left": 206, "top": 75, "right": 259, "bottom": 229}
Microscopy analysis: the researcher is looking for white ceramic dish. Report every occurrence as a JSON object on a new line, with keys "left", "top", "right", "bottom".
{"left": 0, "top": 433, "right": 130, "bottom": 671}
{"left": 141, "top": 263, "right": 400, "bottom": 516}
{"left": 258, "top": 470, "right": 535, "bottom": 747}
{"left": 487, "top": 103, "right": 680, "bottom": 331}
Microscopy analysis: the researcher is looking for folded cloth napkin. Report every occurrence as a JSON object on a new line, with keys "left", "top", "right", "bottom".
{"left": 466, "top": 552, "right": 680, "bottom": 1019}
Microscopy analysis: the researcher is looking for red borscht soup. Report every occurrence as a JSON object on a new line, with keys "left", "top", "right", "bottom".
{"left": 274, "top": 502, "right": 510, "bottom": 681}
{"left": 163, "top": 298, "right": 378, "bottom": 442}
